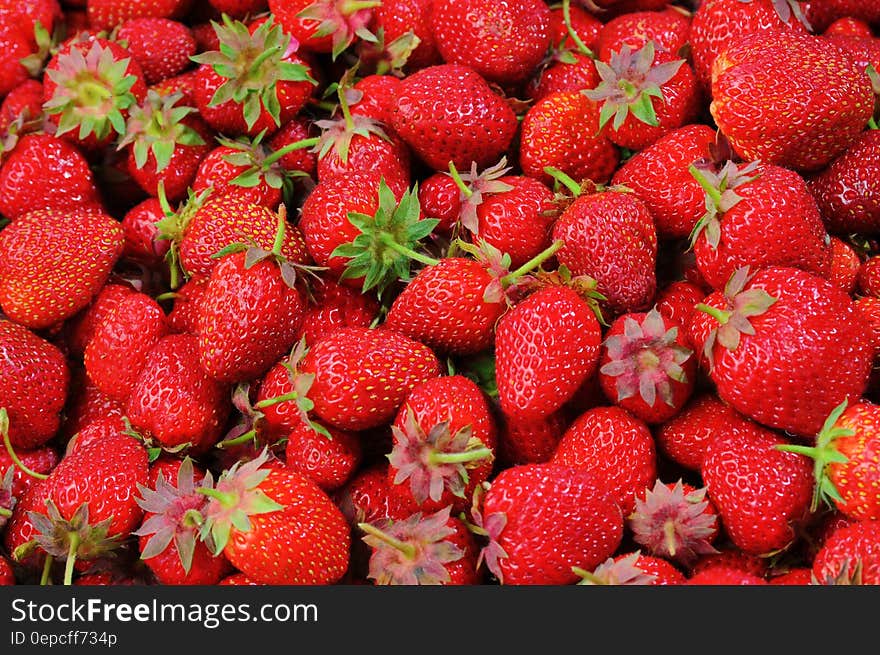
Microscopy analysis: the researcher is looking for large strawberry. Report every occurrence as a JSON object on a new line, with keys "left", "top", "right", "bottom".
{"left": 472, "top": 463, "right": 623, "bottom": 585}
{"left": 0, "top": 208, "right": 124, "bottom": 329}
{"left": 686, "top": 266, "right": 873, "bottom": 438}
{"left": 812, "top": 518, "right": 880, "bottom": 584}
{"left": 116, "top": 17, "right": 196, "bottom": 86}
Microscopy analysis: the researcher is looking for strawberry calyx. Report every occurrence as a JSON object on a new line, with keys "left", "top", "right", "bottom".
{"left": 18, "top": 19, "right": 55, "bottom": 78}
{"left": 357, "top": 27, "right": 421, "bottom": 77}
{"left": 118, "top": 90, "right": 206, "bottom": 173}
{"left": 469, "top": 484, "right": 509, "bottom": 583}
{"left": 812, "top": 558, "right": 864, "bottom": 585}
{"left": 332, "top": 179, "right": 440, "bottom": 299}
{"left": 521, "top": 263, "right": 608, "bottom": 325}
{"left": 43, "top": 39, "right": 139, "bottom": 142}
{"left": 695, "top": 267, "right": 777, "bottom": 368}
{"left": 0, "top": 466, "right": 15, "bottom": 527}
{"left": 154, "top": 183, "right": 213, "bottom": 289}
{"left": 736, "top": 0, "right": 812, "bottom": 30}
{"left": 296, "top": 0, "right": 381, "bottom": 60}
{"left": 215, "top": 382, "right": 272, "bottom": 451}
{"left": 775, "top": 400, "right": 854, "bottom": 513}
{"left": 583, "top": 41, "right": 684, "bottom": 131}
{"left": 120, "top": 417, "right": 192, "bottom": 463}
{"left": 573, "top": 551, "right": 658, "bottom": 585}
{"left": 447, "top": 157, "right": 515, "bottom": 236}
{"left": 627, "top": 479, "right": 719, "bottom": 568}
{"left": 358, "top": 505, "right": 465, "bottom": 585}
{"left": 197, "top": 448, "right": 285, "bottom": 556}
{"left": 688, "top": 160, "right": 761, "bottom": 250}
{"left": 219, "top": 130, "right": 317, "bottom": 191}
{"left": 133, "top": 458, "right": 214, "bottom": 573}
{"left": 599, "top": 308, "right": 693, "bottom": 407}
{"left": 190, "top": 15, "right": 318, "bottom": 131}
{"left": 388, "top": 405, "right": 493, "bottom": 506}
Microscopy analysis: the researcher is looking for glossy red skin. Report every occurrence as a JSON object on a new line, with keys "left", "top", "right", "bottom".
{"left": 687, "top": 266, "right": 873, "bottom": 438}
{"left": 126, "top": 333, "right": 232, "bottom": 454}
{"left": 218, "top": 572, "right": 262, "bottom": 585}
{"left": 0, "top": 319, "right": 69, "bottom": 450}
{"left": 710, "top": 31, "right": 874, "bottom": 173}
{"left": 693, "top": 163, "right": 833, "bottom": 291}
{"left": 3, "top": 479, "right": 50, "bottom": 570}
{"left": 525, "top": 53, "right": 600, "bottom": 103}
{"left": 0, "top": 1, "right": 62, "bottom": 47}
{"left": 121, "top": 198, "right": 170, "bottom": 267}
{"left": 497, "top": 411, "right": 568, "bottom": 467}
{"left": 0, "top": 557, "right": 14, "bottom": 585}
{"left": 267, "top": 117, "right": 318, "bottom": 179}
{"left": 812, "top": 519, "right": 880, "bottom": 584}
{"left": 823, "top": 402, "right": 880, "bottom": 520}
{"left": 0, "top": 79, "right": 43, "bottom": 132}
{"left": 495, "top": 285, "right": 603, "bottom": 422}
{"left": 0, "top": 209, "right": 124, "bottom": 330}
{"left": 139, "top": 532, "right": 230, "bottom": 586}
{"left": 179, "top": 196, "right": 311, "bottom": 280}
{"left": 519, "top": 90, "right": 620, "bottom": 188}
{"left": 823, "top": 34, "right": 880, "bottom": 74}
{"left": 86, "top": 0, "right": 192, "bottom": 31}
{"left": 824, "top": 17, "right": 874, "bottom": 37}
{"left": 806, "top": 0, "right": 880, "bottom": 33}
{"left": 439, "top": 518, "right": 481, "bottom": 585}
{"left": 859, "top": 256, "right": 880, "bottom": 298}
{"left": 0, "top": 17, "right": 32, "bottom": 99}
{"left": 597, "top": 7, "right": 692, "bottom": 63}
{"left": 828, "top": 237, "right": 861, "bottom": 294}
{"left": 654, "top": 280, "right": 707, "bottom": 332}
{"left": 64, "top": 282, "right": 138, "bottom": 357}
{"left": 687, "top": 565, "right": 767, "bottom": 585}
{"left": 611, "top": 123, "right": 716, "bottom": 240}
{"left": 370, "top": 0, "right": 440, "bottom": 70}
{"left": 197, "top": 251, "right": 306, "bottom": 383}
{"left": 285, "top": 420, "right": 362, "bottom": 492}
{"left": 335, "top": 463, "right": 420, "bottom": 527}
{"left": 389, "top": 375, "right": 498, "bottom": 513}
{"left": 0, "top": 445, "right": 59, "bottom": 498}
{"left": 383, "top": 258, "right": 506, "bottom": 356}
{"left": 84, "top": 292, "right": 170, "bottom": 404}
{"left": 481, "top": 463, "right": 623, "bottom": 585}
{"left": 547, "top": 4, "right": 602, "bottom": 53}
{"left": 417, "top": 173, "right": 462, "bottom": 235}
{"left": 191, "top": 146, "right": 283, "bottom": 210}
{"left": 430, "top": 0, "right": 552, "bottom": 85}
{"left": 300, "top": 326, "right": 442, "bottom": 432}
{"left": 689, "top": 0, "right": 811, "bottom": 88}
{"left": 552, "top": 190, "right": 658, "bottom": 317}
{"left": 551, "top": 406, "right": 656, "bottom": 515}
{"left": 690, "top": 548, "right": 769, "bottom": 579}
{"left": 768, "top": 568, "right": 814, "bottom": 585}
{"left": 116, "top": 18, "right": 196, "bottom": 85}
{"left": 57, "top": 368, "right": 125, "bottom": 444}
{"left": 702, "top": 427, "right": 814, "bottom": 555}
{"left": 221, "top": 467, "right": 350, "bottom": 585}
{"left": 167, "top": 276, "right": 208, "bottom": 335}
{"left": 349, "top": 74, "right": 403, "bottom": 125}
{"left": 0, "top": 133, "right": 104, "bottom": 221}
{"left": 624, "top": 553, "right": 688, "bottom": 585}
{"left": 316, "top": 129, "right": 411, "bottom": 190}
{"left": 388, "top": 63, "right": 519, "bottom": 172}
{"left": 808, "top": 129, "right": 880, "bottom": 235}
{"left": 296, "top": 275, "right": 380, "bottom": 348}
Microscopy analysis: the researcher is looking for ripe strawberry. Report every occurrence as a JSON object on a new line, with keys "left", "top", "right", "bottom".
{"left": 200, "top": 449, "right": 351, "bottom": 585}
{"left": 525, "top": 50, "right": 600, "bottom": 103}
{"left": 858, "top": 256, "right": 880, "bottom": 298}
{"left": 0, "top": 16, "right": 35, "bottom": 100}
{"left": 368, "top": 0, "right": 440, "bottom": 72}
{"left": 710, "top": 31, "right": 874, "bottom": 172}
{"left": 688, "top": 160, "right": 833, "bottom": 290}
{"left": 611, "top": 123, "right": 717, "bottom": 240}
{"left": 806, "top": 1, "right": 880, "bottom": 33}
{"left": 0, "top": 79, "right": 44, "bottom": 133}
{"left": 336, "top": 462, "right": 420, "bottom": 527}
{"left": 120, "top": 198, "right": 171, "bottom": 267}
{"left": 828, "top": 236, "right": 862, "bottom": 294}
{"left": 359, "top": 506, "right": 480, "bottom": 585}
{"left": 388, "top": 375, "right": 497, "bottom": 514}
{"left": 0, "top": 133, "right": 104, "bottom": 222}
{"left": 83, "top": 291, "right": 170, "bottom": 404}
{"left": 116, "top": 17, "right": 196, "bottom": 85}
{"left": 597, "top": 6, "right": 692, "bottom": 62}
{"left": 518, "top": 90, "right": 620, "bottom": 188}
{"left": 417, "top": 171, "right": 462, "bottom": 235}
{"left": 388, "top": 63, "right": 518, "bottom": 172}
{"left": 252, "top": 340, "right": 323, "bottom": 439}
{"left": 284, "top": 419, "right": 362, "bottom": 492}
{"left": 267, "top": 117, "right": 318, "bottom": 180}
{"left": 0, "top": 444, "right": 58, "bottom": 499}
{"left": 495, "top": 285, "right": 603, "bottom": 422}
{"left": 296, "top": 274, "right": 380, "bottom": 347}
{"left": 125, "top": 333, "right": 232, "bottom": 455}
{"left": 269, "top": 0, "right": 377, "bottom": 58}
{"left": 86, "top": 0, "right": 192, "bottom": 31}
{"left": 808, "top": 129, "right": 880, "bottom": 234}
{"left": 687, "top": 565, "right": 768, "bottom": 585}
{"left": 57, "top": 366, "right": 125, "bottom": 444}
{"left": 165, "top": 275, "right": 208, "bottom": 336}
{"left": 574, "top": 551, "right": 687, "bottom": 586}
{"left": 0, "top": 208, "right": 124, "bottom": 330}
{"left": 552, "top": 187, "right": 658, "bottom": 317}
{"left": 686, "top": 266, "right": 873, "bottom": 438}
{"left": 701, "top": 424, "right": 814, "bottom": 555}
{"left": 472, "top": 463, "right": 624, "bottom": 585}
{"left": 190, "top": 15, "right": 317, "bottom": 137}
{"left": 0, "top": 556, "right": 13, "bottom": 585}
{"left": 430, "top": 0, "right": 552, "bottom": 85}
{"left": 0, "top": 322, "right": 69, "bottom": 450}
{"left": 812, "top": 518, "right": 880, "bottom": 584}
{"left": 3, "top": 477, "right": 51, "bottom": 570}
{"left": 598, "top": 308, "right": 696, "bottom": 424}
{"left": 299, "top": 326, "right": 441, "bottom": 431}
{"left": 63, "top": 282, "right": 135, "bottom": 357}
{"left": 824, "top": 16, "right": 874, "bottom": 37}
{"left": 497, "top": 411, "right": 568, "bottom": 467}
{"left": 654, "top": 279, "right": 707, "bottom": 330}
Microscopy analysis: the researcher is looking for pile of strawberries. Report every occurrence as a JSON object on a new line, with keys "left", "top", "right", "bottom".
{"left": 1, "top": 0, "right": 879, "bottom": 588}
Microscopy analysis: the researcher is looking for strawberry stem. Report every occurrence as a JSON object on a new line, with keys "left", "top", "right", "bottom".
{"left": 342, "top": 0, "right": 382, "bottom": 11}
{"left": 196, "top": 487, "right": 237, "bottom": 506}
{"left": 0, "top": 507, "right": 11, "bottom": 518}
{"left": 448, "top": 161, "right": 473, "bottom": 198}
{"left": 255, "top": 392, "right": 299, "bottom": 408}
{"left": 695, "top": 303, "right": 729, "bottom": 325}
{"left": 358, "top": 522, "right": 418, "bottom": 559}
{"left": 1, "top": 408, "right": 49, "bottom": 480}
{"left": 215, "top": 429, "right": 257, "bottom": 449}
{"left": 261, "top": 137, "right": 320, "bottom": 167}
{"left": 428, "top": 447, "right": 493, "bottom": 465}
{"left": 562, "top": 0, "right": 595, "bottom": 57}
{"left": 40, "top": 554, "right": 54, "bottom": 585}
{"left": 688, "top": 164, "right": 723, "bottom": 211}
{"left": 500, "top": 239, "right": 564, "bottom": 286}
{"left": 378, "top": 232, "right": 440, "bottom": 266}
{"left": 63, "top": 532, "right": 79, "bottom": 586}
{"left": 543, "top": 166, "right": 583, "bottom": 196}
{"left": 271, "top": 210, "right": 287, "bottom": 257}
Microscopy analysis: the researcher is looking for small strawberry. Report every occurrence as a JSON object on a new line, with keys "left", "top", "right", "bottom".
{"left": 654, "top": 279, "right": 707, "bottom": 331}
{"left": 115, "top": 17, "right": 196, "bottom": 85}
{"left": 597, "top": 6, "right": 692, "bottom": 62}
{"left": 295, "top": 273, "right": 380, "bottom": 347}
{"left": 120, "top": 198, "right": 171, "bottom": 267}
{"left": 284, "top": 419, "right": 363, "bottom": 492}
{"left": 497, "top": 410, "right": 568, "bottom": 468}
{"left": 369, "top": 0, "right": 440, "bottom": 72}
{"left": 335, "top": 462, "right": 420, "bottom": 527}
{"left": 86, "top": 0, "right": 192, "bottom": 31}
{"left": 828, "top": 236, "right": 862, "bottom": 294}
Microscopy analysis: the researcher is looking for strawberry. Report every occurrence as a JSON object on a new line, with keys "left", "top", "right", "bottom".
{"left": 472, "top": 463, "right": 624, "bottom": 585}
{"left": 812, "top": 518, "right": 880, "bottom": 584}
{"left": 269, "top": 0, "right": 378, "bottom": 59}
{"left": 83, "top": 291, "right": 170, "bottom": 404}
{"left": 525, "top": 50, "right": 600, "bottom": 104}
{"left": 0, "top": 322, "right": 69, "bottom": 450}
{"left": 3, "top": 477, "right": 51, "bottom": 570}
{"left": 430, "top": 0, "right": 552, "bottom": 85}
{"left": 125, "top": 333, "right": 232, "bottom": 455}
{"left": 806, "top": 1, "right": 880, "bottom": 33}
{"left": 165, "top": 275, "right": 208, "bottom": 335}
{"left": 597, "top": 308, "right": 696, "bottom": 424}
{"left": 497, "top": 411, "right": 568, "bottom": 467}
{"left": 687, "top": 565, "right": 767, "bottom": 585}
{"left": 0, "top": 556, "right": 13, "bottom": 585}
{"left": 267, "top": 117, "right": 318, "bottom": 180}
{"left": 115, "top": 17, "right": 196, "bottom": 85}
{"left": 63, "top": 281, "right": 136, "bottom": 357}
{"left": 417, "top": 171, "right": 462, "bottom": 235}
{"left": 828, "top": 236, "right": 862, "bottom": 294}
{"left": 824, "top": 16, "right": 874, "bottom": 37}
{"left": 574, "top": 551, "right": 687, "bottom": 586}
{"left": 387, "top": 374, "right": 497, "bottom": 514}
{"left": 686, "top": 266, "right": 873, "bottom": 438}
{"left": 654, "top": 279, "right": 708, "bottom": 330}
{"left": 518, "top": 90, "right": 620, "bottom": 188}
{"left": 701, "top": 423, "right": 814, "bottom": 555}
{"left": 546, "top": 1, "right": 602, "bottom": 54}
{"left": 359, "top": 505, "right": 480, "bottom": 585}
{"left": 0, "top": 445, "right": 58, "bottom": 499}
{"left": 0, "top": 133, "right": 104, "bottom": 222}
{"left": 688, "top": 160, "right": 833, "bottom": 290}
{"left": 369, "top": 0, "right": 440, "bottom": 71}
{"left": 0, "top": 208, "right": 124, "bottom": 330}
{"left": 296, "top": 274, "right": 380, "bottom": 347}
{"left": 284, "top": 419, "right": 363, "bottom": 492}
{"left": 597, "top": 6, "right": 692, "bottom": 62}
{"left": 551, "top": 186, "right": 658, "bottom": 317}
{"left": 120, "top": 198, "right": 171, "bottom": 267}
{"left": 57, "top": 366, "right": 125, "bottom": 444}
{"left": 190, "top": 15, "right": 317, "bottom": 137}
{"left": 710, "top": 30, "right": 874, "bottom": 172}
{"left": 858, "top": 255, "right": 880, "bottom": 297}
{"left": 86, "top": 0, "right": 192, "bottom": 31}
{"left": 0, "top": 79, "right": 44, "bottom": 133}
{"left": 0, "top": 16, "right": 35, "bottom": 100}
{"left": 200, "top": 449, "right": 351, "bottom": 585}
{"left": 388, "top": 63, "right": 518, "bottom": 172}
{"left": 336, "top": 462, "right": 420, "bottom": 527}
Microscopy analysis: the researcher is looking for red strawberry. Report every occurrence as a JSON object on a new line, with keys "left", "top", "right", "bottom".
{"left": 654, "top": 279, "right": 707, "bottom": 330}
{"left": 0, "top": 209, "right": 124, "bottom": 330}
{"left": 687, "top": 565, "right": 767, "bottom": 585}
{"left": 369, "top": 0, "right": 440, "bottom": 71}
{"left": 597, "top": 6, "right": 692, "bottom": 62}
{"left": 388, "top": 63, "right": 518, "bottom": 172}
{"left": 0, "top": 444, "right": 58, "bottom": 498}
{"left": 574, "top": 551, "right": 687, "bottom": 586}
{"left": 86, "top": 0, "right": 192, "bottom": 31}
{"left": 812, "top": 518, "right": 880, "bottom": 584}
{"left": 200, "top": 449, "right": 351, "bottom": 585}
{"left": 120, "top": 198, "right": 171, "bottom": 267}
{"left": 0, "top": 17, "right": 35, "bottom": 100}
{"left": 64, "top": 282, "right": 136, "bottom": 357}
{"left": 300, "top": 326, "right": 441, "bottom": 431}
{"left": 686, "top": 266, "right": 873, "bottom": 438}
{"left": 768, "top": 568, "right": 815, "bottom": 585}
{"left": 269, "top": 0, "right": 377, "bottom": 58}
{"left": 858, "top": 256, "right": 880, "bottom": 298}
{"left": 296, "top": 274, "right": 380, "bottom": 347}
{"left": 0, "top": 556, "right": 13, "bottom": 585}
{"left": 336, "top": 462, "right": 420, "bottom": 527}
{"left": 0, "top": 79, "right": 44, "bottom": 133}
{"left": 828, "top": 236, "right": 862, "bottom": 294}
{"left": 57, "top": 367, "right": 125, "bottom": 444}
{"left": 497, "top": 410, "right": 568, "bottom": 467}
{"left": 710, "top": 30, "right": 874, "bottom": 172}
{"left": 495, "top": 284, "right": 603, "bottom": 422}
{"left": 824, "top": 16, "right": 874, "bottom": 37}
{"left": 525, "top": 50, "right": 600, "bottom": 104}
{"left": 806, "top": 0, "right": 880, "bottom": 33}
{"left": 166, "top": 275, "right": 209, "bottom": 335}
{"left": 116, "top": 17, "right": 196, "bottom": 85}
{"left": 472, "top": 463, "right": 623, "bottom": 585}
{"left": 284, "top": 419, "right": 362, "bottom": 492}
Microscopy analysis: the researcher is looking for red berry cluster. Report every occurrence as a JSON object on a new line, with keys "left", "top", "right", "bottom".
{"left": 1, "top": 0, "right": 879, "bottom": 587}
